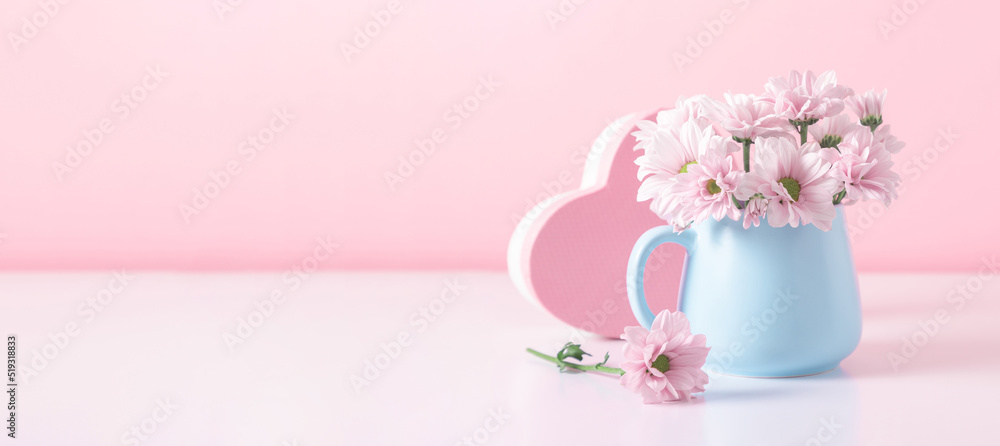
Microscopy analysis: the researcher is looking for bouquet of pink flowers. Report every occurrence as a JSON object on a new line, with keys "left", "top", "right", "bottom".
{"left": 526, "top": 70, "right": 902, "bottom": 405}
{"left": 632, "top": 70, "right": 904, "bottom": 232}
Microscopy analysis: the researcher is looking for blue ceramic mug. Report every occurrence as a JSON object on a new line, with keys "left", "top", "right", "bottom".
{"left": 625, "top": 206, "right": 862, "bottom": 377}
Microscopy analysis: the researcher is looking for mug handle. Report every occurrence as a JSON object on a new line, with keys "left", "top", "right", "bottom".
{"left": 626, "top": 226, "right": 697, "bottom": 328}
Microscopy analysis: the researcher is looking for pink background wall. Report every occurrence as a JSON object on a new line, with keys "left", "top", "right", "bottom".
{"left": 2, "top": 0, "right": 997, "bottom": 271}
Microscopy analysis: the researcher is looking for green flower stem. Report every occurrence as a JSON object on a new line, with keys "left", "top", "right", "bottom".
{"left": 832, "top": 189, "right": 847, "bottom": 205}
{"left": 742, "top": 140, "right": 751, "bottom": 173}
{"left": 799, "top": 123, "right": 809, "bottom": 144}
{"left": 526, "top": 348, "right": 625, "bottom": 376}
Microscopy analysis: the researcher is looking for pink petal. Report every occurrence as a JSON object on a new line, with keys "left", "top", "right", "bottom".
{"left": 664, "top": 370, "right": 695, "bottom": 390}
{"left": 646, "top": 375, "right": 667, "bottom": 392}
{"left": 622, "top": 326, "right": 649, "bottom": 347}
{"left": 645, "top": 329, "right": 668, "bottom": 347}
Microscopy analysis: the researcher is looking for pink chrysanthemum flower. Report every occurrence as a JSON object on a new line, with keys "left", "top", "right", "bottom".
{"left": 620, "top": 309, "right": 710, "bottom": 403}
{"left": 700, "top": 93, "right": 794, "bottom": 141}
{"left": 737, "top": 137, "right": 839, "bottom": 230}
{"left": 846, "top": 89, "right": 886, "bottom": 128}
{"left": 632, "top": 96, "right": 712, "bottom": 152}
{"left": 872, "top": 124, "right": 905, "bottom": 154}
{"left": 667, "top": 151, "right": 743, "bottom": 226}
{"left": 807, "top": 114, "right": 860, "bottom": 149}
{"left": 742, "top": 195, "right": 768, "bottom": 229}
{"left": 829, "top": 128, "right": 901, "bottom": 206}
{"left": 762, "top": 70, "right": 853, "bottom": 122}
{"left": 635, "top": 120, "right": 739, "bottom": 225}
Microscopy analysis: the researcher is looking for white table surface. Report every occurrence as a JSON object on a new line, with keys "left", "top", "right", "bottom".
{"left": 2, "top": 271, "right": 998, "bottom": 445}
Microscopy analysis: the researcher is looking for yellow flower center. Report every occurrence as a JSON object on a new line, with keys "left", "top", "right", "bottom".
{"left": 778, "top": 177, "right": 801, "bottom": 202}
{"left": 678, "top": 161, "right": 697, "bottom": 174}
{"left": 706, "top": 179, "right": 722, "bottom": 195}
{"left": 651, "top": 354, "right": 670, "bottom": 373}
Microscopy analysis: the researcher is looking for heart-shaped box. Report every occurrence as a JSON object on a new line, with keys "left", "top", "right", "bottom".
{"left": 508, "top": 109, "right": 686, "bottom": 337}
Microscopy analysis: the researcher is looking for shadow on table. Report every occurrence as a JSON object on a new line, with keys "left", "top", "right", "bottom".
{"left": 843, "top": 336, "right": 1000, "bottom": 377}
{"left": 695, "top": 368, "right": 859, "bottom": 445}
{"left": 843, "top": 297, "right": 1000, "bottom": 378}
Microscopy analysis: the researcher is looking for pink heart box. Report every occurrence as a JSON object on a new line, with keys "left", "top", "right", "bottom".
{"left": 507, "top": 109, "right": 686, "bottom": 338}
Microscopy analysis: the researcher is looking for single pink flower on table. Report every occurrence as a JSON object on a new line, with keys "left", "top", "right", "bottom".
{"left": 634, "top": 120, "right": 739, "bottom": 226}
{"left": 700, "top": 93, "right": 794, "bottom": 141}
{"left": 620, "top": 309, "right": 710, "bottom": 403}
{"left": 807, "top": 114, "right": 861, "bottom": 148}
{"left": 762, "top": 70, "right": 853, "bottom": 122}
{"left": 668, "top": 151, "right": 743, "bottom": 226}
{"left": 830, "top": 128, "right": 901, "bottom": 206}
{"left": 737, "top": 137, "right": 839, "bottom": 231}
{"left": 846, "top": 89, "right": 886, "bottom": 128}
